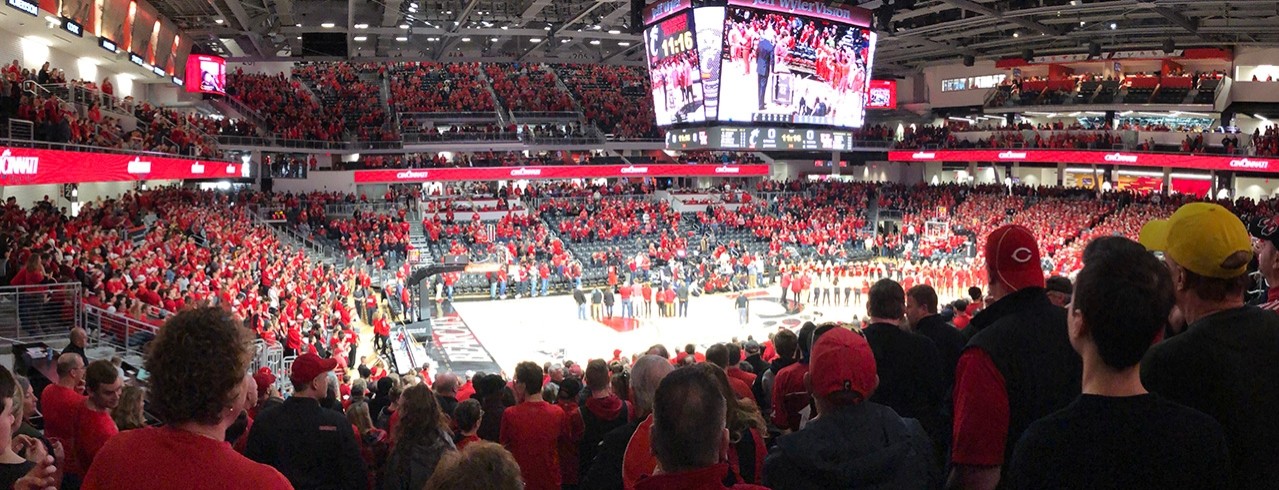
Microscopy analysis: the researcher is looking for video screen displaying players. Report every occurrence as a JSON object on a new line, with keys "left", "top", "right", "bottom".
{"left": 644, "top": 12, "right": 708, "bottom": 125}
{"left": 717, "top": 7, "right": 876, "bottom": 128}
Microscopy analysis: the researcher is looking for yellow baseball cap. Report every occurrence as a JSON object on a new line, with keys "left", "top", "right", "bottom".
{"left": 1138, "top": 202, "right": 1253, "bottom": 279}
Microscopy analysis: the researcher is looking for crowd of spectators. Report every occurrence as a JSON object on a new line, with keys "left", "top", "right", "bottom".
{"left": 484, "top": 63, "right": 576, "bottom": 114}
{"left": 227, "top": 70, "right": 344, "bottom": 142}
{"left": 554, "top": 64, "right": 660, "bottom": 140}
{"left": 293, "top": 62, "right": 391, "bottom": 142}
{"left": 389, "top": 62, "right": 496, "bottom": 114}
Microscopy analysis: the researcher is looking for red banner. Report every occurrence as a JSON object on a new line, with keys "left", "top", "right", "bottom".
{"left": 0, "top": 146, "right": 248, "bottom": 185}
{"left": 353, "top": 164, "right": 770, "bottom": 183}
{"left": 888, "top": 149, "right": 1278, "bottom": 173}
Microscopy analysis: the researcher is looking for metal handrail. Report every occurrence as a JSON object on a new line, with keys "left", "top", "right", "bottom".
{"left": 398, "top": 111, "right": 502, "bottom": 122}
{"left": 0, "top": 137, "right": 238, "bottom": 162}
{"left": 81, "top": 304, "right": 159, "bottom": 360}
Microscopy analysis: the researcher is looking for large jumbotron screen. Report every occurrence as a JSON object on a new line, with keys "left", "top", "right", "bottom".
{"left": 643, "top": 0, "right": 877, "bottom": 129}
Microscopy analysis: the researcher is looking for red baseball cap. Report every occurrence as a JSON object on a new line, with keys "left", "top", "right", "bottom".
{"left": 984, "top": 224, "right": 1045, "bottom": 291}
{"left": 253, "top": 367, "right": 276, "bottom": 398}
{"left": 290, "top": 353, "right": 338, "bottom": 385}
{"left": 809, "top": 327, "right": 877, "bottom": 403}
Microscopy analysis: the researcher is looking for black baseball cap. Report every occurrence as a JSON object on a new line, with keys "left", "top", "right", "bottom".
{"left": 1249, "top": 216, "right": 1279, "bottom": 249}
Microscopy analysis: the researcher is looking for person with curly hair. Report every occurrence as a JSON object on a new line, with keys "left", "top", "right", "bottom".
{"left": 81, "top": 306, "right": 291, "bottom": 489}
{"left": 424, "top": 441, "right": 523, "bottom": 490}
{"left": 383, "top": 384, "right": 455, "bottom": 490}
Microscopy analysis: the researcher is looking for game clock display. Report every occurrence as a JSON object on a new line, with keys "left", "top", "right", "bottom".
{"left": 642, "top": 0, "right": 876, "bottom": 131}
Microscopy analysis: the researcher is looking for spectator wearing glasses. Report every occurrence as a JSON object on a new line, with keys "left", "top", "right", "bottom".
{"left": 39, "top": 354, "right": 85, "bottom": 455}
{"left": 1006, "top": 237, "right": 1228, "bottom": 489}
{"left": 1139, "top": 203, "right": 1279, "bottom": 489}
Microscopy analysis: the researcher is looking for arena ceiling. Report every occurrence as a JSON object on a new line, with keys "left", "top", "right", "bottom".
{"left": 164, "top": 0, "right": 1279, "bottom": 72}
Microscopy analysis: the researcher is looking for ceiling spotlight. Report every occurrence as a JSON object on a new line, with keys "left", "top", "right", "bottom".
{"left": 618, "top": 41, "right": 630, "bottom": 46}
{"left": 544, "top": 26, "right": 552, "bottom": 30}
{"left": 295, "top": 23, "right": 302, "bottom": 27}
{"left": 589, "top": 39, "right": 600, "bottom": 45}
{"left": 490, "top": 37, "right": 498, "bottom": 42}
{"left": 397, "top": 36, "right": 408, "bottom": 42}
{"left": 1109, "top": 22, "right": 1117, "bottom": 29}
{"left": 1012, "top": 31, "right": 1019, "bottom": 38}
{"left": 353, "top": 35, "right": 368, "bottom": 41}
{"left": 400, "top": 24, "right": 410, "bottom": 29}
{"left": 561, "top": 38, "right": 570, "bottom": 43}
{"left": 1080, "top": 21, "right": 1085, "bottom": 26}
{"left": 501, "top": 26, "right": 509, "bottom": 30}
{"left": 296, "top": 36, "right": 302, "bottom": 40}
{"left": 321, "top": 22, "right": 335, "bottom": 28}
{"left": 608, "top": 29, "right": 620, "bottom": 34}
{"left": 215, "top": 18, "right": 224, "bottom": 24}
{"left": 461, "top": 37, "right": 471, "bottom": 42}
{"left": 354, "top": 23, "right": 368, "bottom": 29}
{"left": 530, "top": 38, "right": 541, "bottom": 43}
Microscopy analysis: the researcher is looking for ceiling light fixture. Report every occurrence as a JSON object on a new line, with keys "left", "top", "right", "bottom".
{"left": 321, "top": 22, "right": 335, "bottom": 28}
{"left": 400, "top": 24, "right": 410, "bottom": 29}
{"left": 1109, "top": 22, "right": 1117, "bottom": 29}
{"left": 608, "top": 29, "right": 620, "bottom": 34}
{"left": 490, "top": 37, "right": 498, "bottom": 42}
{"left": 1012, "top": 31, "right": 1019, "bottom": 37}
{"left": 618, "top": 41, "right": 630, "bottom": 46}
{"left": 354, "top": 35, "right": 368, "bottom": 41}
{"left": 354, "top": 23, "right": 368, "bottom": 29}
{"left": 215, "top": 18, "right": 224, "bottom": 24}
{"left": 397, "top": 36, "right": 408, "bottom": 41}
{"left": 461, "top": 37, "right": 471, "bottom": 42}
{"left": 531, "top": 38, "right": 541, "bottom": 43}
{"left": 589, "top": 39, "right": 600, "bottom": 45}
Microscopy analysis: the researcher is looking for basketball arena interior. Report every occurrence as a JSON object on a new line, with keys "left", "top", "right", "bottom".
{"left": 1, "top": 0, "right": 1279, "bottom": 488}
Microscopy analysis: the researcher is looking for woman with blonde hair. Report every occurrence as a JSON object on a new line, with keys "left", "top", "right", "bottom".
{"left": 346, "top": 401, "right": 389, "bottom": 490}
{"left": 111, "top": 386, "right": 146, "bottom": 431}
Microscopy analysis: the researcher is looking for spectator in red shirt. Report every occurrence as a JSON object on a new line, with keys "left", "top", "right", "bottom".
{"left": 500, "top": 362, "right": 569, "bottom": 490}
{"left": 67, "top": 360, "right": 122, "bottom": 482}
{"left": 636, "top": 367, "right": 768, "bottom": 490}
{"left": 373, "top": 311, "right": 391, "bottom": 358}
{"left": 580, "top": 360, "right": 629, "bottom": 479}
{"left": 950, "top": 225, "right": 1080, "bottom": 490}
{"left": 771, "top": 322, "right": 819, "bottom": 432}
{"left": 553, "top": 378, "right": 584, "bottom": 488}
{"left": 705, "top": 344, "right": 754, "bottom": 403}
{"left": 83, "top": 307, "right": 291, "bottom": 490}
{"left": 40, "top": 353, "right": 86, "bottom": 449}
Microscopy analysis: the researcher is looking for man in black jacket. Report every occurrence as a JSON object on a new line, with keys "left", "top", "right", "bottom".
{"left": 862, "top": 280, "right": 946, "bottom": 453}
{"left": 905, "top": 285, "right": 967, "bottom": 390}
{"left": 580, "top": 355, "right": 673, "bottom": 490}
{"left": 245, "top": 353, "right": 368, "bottom": 490}
{"left": 949, "top": 225, "right": 1081, "bottom": 490}
{"left": 1139, "top": 203, "right": 1279, "bottom": 489}
{"left": 573, "top": 288, "right": 588, "bottom": 320}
